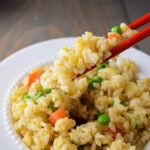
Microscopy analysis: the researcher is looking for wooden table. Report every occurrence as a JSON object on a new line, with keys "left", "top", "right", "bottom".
{"left": 0, "top": 0, "right": 149, "bottom": 61}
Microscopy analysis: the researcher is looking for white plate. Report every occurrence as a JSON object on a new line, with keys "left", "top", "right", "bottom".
{"left": 0, "top": 38, "right": 150, "bottom": 150}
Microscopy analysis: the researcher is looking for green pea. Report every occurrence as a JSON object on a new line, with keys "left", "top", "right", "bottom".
{"left": 93, "top": 76, "right": 103, "bottom": 83}
{"left": 77, "top": 145, "right": 84, "bottom": 150}
{"left": 23, "top": 93, "right": 30, "bottom": 101}
{"left": 33, "top": 91, "right": 43, "bottom": 100}
{"left": 97, "top": 62, "right": 109, "bottom": 70}
{"left": 88, "top": 80, "right": 94, "bottom": 89}
{"left": 49, "top": 102, "right": 57, "bottom": 112}
{"left": 43, "top": 88, "right": 52, "bottom": 94}
{"left": 97, "top": 114, "right": 110, "bottom": 125}
{"left": 111, "top": 26, "right": 122, "bottom": 34}
{"left": 88, "top": 76, "right": 103, "bottom": 89}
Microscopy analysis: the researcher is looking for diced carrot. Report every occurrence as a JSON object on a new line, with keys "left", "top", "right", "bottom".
{"left": 108, "top": 32, "right": 122, "bottom": 39}
{"left": 49, "top": 108, "right": 68, "bottom": 125}
{"left": 104, "top": 127, "right": 117, "bottom": 139}
{"left": 27, "top": 69, "right": 43, "bottom": 87}
{"left": 115, "top": 124, "right": 125, "bottom": 133}
{"left": 104, "top": 125, "right": 124, "bottom": 139}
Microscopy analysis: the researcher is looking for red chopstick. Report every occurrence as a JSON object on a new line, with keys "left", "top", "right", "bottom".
{"left": 128, "top": 12, "right": 150, "bottom": 29}
{"left": 75, "top": 13, "right": 150, "bottom": 79}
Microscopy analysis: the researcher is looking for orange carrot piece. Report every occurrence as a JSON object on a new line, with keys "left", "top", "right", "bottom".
{"left": 104, "top": 125, "right": 124, "bottom": 139}
{"left": 108, "top": 32, "right": 122, "bottom": 39}
{"left": 104, "top": 127, "right": 117, "bottom": 139}
{"left": 27, "top": 69, "right": 43, "bottom": 87}
{"left": 49, "top": 108, "right": 68, "bottom": 125}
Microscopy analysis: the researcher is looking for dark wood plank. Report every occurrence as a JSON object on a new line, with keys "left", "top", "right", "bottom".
{"left": 122, "top": 0, "right": 150, "bottom": 54}
{"left": 0, "top": 0, "right": 127, "bottom": 61}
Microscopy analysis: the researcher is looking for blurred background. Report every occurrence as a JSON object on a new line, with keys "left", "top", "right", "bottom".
{"left": 0, "top": 0, "right": 149, "bottom": 61}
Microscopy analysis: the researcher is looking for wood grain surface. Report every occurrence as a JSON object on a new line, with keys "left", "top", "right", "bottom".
{"left": 0, "top": 0, "right": 149, "bottom": 61}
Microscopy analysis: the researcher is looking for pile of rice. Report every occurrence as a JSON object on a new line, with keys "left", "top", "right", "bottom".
{"left": 10, "top": 23, "right": 150, "bottom": 150}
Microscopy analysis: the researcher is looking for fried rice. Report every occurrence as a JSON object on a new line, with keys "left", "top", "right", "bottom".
{"left": 9, "top": 23, "right": 150, "bottom": 150}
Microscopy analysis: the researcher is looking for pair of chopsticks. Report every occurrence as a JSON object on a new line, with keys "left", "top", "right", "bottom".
{"left": 75, "top": 12, "right": 150, "bottom": 79}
